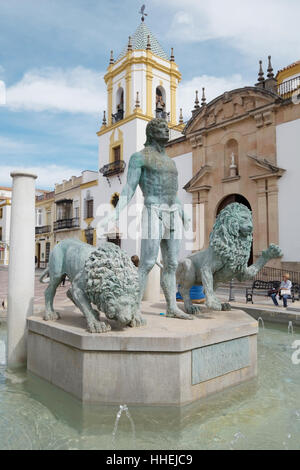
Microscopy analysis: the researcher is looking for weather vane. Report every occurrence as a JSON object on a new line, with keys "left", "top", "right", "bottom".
{"left": 139, "top": 4, "right": 148, "bottom": 22}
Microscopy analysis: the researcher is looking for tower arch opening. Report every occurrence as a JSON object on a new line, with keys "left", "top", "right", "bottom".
{"left": 113, "top": 87, "right": 124, "bottom": 123}
{"left": 155, "top": 86, "right": 168, "bottom": 120}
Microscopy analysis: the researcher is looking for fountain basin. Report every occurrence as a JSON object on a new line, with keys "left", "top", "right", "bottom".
{"left": 27, "top": 303, "right": 257, "bottom": 405}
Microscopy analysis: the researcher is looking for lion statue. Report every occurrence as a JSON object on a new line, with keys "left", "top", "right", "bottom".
{"left": 40, "top": 239, "right": 145, "bottom": 333}
{"left": 176, "top": 203, "right": 282, "bottom": 314}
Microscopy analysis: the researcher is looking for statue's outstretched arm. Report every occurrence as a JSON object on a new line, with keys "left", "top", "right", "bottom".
{"left": 99, "top": 153, "right": 143, "bottom": 228}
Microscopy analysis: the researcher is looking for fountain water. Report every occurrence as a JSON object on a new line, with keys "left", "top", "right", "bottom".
{"left": 258, "top": 317, "right": 265, "bottom": 330}
{"left": 288, "top": 321, "right": 294, "bottom": 335}
{"left": 112, "top": 404, "right": 136, "bottom": 448}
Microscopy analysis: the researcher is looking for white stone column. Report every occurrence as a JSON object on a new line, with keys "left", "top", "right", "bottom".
{"left": 143, "top": 263, "right": 161, "bottom": 302}
{"left": 7, "top": 171, "right": 37, "bottom": 367}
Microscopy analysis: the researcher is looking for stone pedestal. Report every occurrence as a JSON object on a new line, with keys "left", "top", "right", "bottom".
{"left": 27, "top": 303, "right": 258, "bottom": 406}
{"left": 7, "top": 171, "right": 37, "bottom": 367}
{"left": 143, "top": 264, "right": 161, "bottom": 302}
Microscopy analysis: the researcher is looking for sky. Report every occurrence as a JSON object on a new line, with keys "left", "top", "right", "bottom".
{"left": 0, "top": 0, "right": 299, "bottom": 188}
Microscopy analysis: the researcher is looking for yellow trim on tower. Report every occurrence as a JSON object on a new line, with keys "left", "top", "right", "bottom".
{"left": 107, "top": 77, "right": 113, "bottom": 126}
{"left": 97, "top": 112, "right": 181, "bottom": 137}
{"left": 125, "top": 61, "right": 132, "bottom": 117}
{"left": 93, "top": 229, "right": 97, "bottom": 246}
{"left": 146, "top": 50, "right": 153, "bottom": 118}
{"left": 109, "top": 128, "right": 124, "bottom": 163}
{"left": 104, "top": 54, "right": 181, "bottom": 85}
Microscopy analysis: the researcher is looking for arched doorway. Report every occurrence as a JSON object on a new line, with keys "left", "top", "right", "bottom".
{"left": 216, "top": 194, "right": 253, "bottom": 265}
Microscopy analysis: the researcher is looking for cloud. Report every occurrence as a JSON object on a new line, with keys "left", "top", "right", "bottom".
{"left": 6, "top": 67, "right": 106, "bottom": 114}
{"left": 0, "top": 164, "right": 84, "bottom": 189}
{"left": 165, "top": 0, "right": 300, "bottom": 63}
{"left": 0, "top": 136, "right": 37, "bottom": 155}
{"left": 178, "top": 73, "right": 247, "bottom": 120}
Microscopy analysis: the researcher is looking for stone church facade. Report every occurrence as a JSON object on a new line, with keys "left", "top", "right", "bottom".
{"left": 167, "top": 77, "right": 300, "bottom": 269}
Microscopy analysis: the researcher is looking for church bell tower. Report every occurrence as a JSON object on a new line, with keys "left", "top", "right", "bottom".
{"left": 97, "top": 12, "right": 183, "bottom": 254}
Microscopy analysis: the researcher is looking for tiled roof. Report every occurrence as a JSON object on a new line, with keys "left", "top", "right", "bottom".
{"left": 277, "top": 60, "right": 300, "bottom": 74}
{"left": 117, "top": 22, "right": 169, "bottom": 61}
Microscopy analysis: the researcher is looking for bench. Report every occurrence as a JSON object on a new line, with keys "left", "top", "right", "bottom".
{"left": 246, "top": 280, "right": 281, "bottom": 304}
{"left": 292, "top": 283, "right": 300, "bottom": 302}
{"left": 246, "top": 280, "right": 300, "bottom": 304}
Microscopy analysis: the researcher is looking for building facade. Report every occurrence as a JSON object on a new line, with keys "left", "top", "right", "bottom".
{"left": 166, "top": 59, "right": 300, "bottom": 269}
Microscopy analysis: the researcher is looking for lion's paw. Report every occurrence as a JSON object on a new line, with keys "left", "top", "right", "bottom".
{"left": 44, "top": 311, "right": 60, "bottom": 322}
{"left": 186, "top": 305, "right": 202, "bottom": 315}
{"left": 265, "top": 244, "right": 283, "bottom": 259}
{"left": 129, "top": 314, "right": 146, "bottom": 328}
{"left": 221, "top": 303, "right": 232, "bottom": 311}
{"left": 205, "top": 298, "right": 222, "bottom": 311}
{"left": 87, "top": 320, "right": 111, "bottom": 334}
{"left": 167, "top": 308, "right": 194, "bottom": 320}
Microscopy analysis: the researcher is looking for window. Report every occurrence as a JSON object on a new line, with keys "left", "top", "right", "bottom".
{"left": 36, "top": 209, "right": 42, "bottom": 226}
{"left": 113, "top": 145, "right": 121, "bottom": 162}
{"left": 84, "top": 192, "right": 94, "bottom": 219}
{"left": 45, "top": 242, "right": 51, "bottom": 263}
{"left": 0, "top": 208, "right": 3, "bottom": 219}
{"left": 46, "top": 210, "right": 51, "bottom": 226}
{"left": 73, "top": 201, "right": 79, "bottom": 219}
{"left": 86, "top": 199, "right": 94, "bottom": 219}
{"left": 0, "top": 227, "right": 2, "bottom": 241}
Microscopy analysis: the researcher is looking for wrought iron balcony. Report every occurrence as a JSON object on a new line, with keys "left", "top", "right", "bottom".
{"left": 277, "top": 76, "right": 300, "bottom": 99}
{"left": 112, "top": 109, "right": 124, "bottom": 123}
{"left": 53, "top": 218, "right": 80, "bottom": 231}
{"left": 155, "top": 109, "right": 170, "bottom": 121}
{"left": 35, "top": 225, "right": 51, "bottom": 235}
{"left": 99, "top": 160, "right": 126, "bottom": 178}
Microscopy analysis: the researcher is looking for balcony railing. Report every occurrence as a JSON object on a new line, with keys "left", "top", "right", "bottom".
{"left": 53, "top": 218, "right": 80, "bottom": 231}
{"left": 112, "top": 109, "right": 124, "bottom": 123}
{"left": 99, "top": 160, "right": 126, "bottom": 178}
{"left": 35, "top": 225, "right": 51, "bottom": 235}
{"left": 155, "top": 109, "right": 170, "bottom": 121}
{"left": 277, "top": 76, "right": 300, "bottom": 99}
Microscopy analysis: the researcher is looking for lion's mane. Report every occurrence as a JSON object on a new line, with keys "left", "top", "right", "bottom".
{"left": 84, "top": 242, "right": 139, "bottom": 314}
{"left": 209, "top": 203, "right": 253, "bottom": 272}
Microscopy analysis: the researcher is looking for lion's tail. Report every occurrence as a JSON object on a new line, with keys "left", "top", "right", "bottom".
{"left": 39, "top": 268, "right": 50, "bottom": 284}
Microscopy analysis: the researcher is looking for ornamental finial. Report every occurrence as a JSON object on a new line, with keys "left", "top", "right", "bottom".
{"left": 170, "top": 47, "right": 175, "bottom": 62}
{"left": 194, "top": 90, "right": 200, "bottom": 110}
{"left": 139, "top": 4, "right": 148, "bottom": 22}
{"left": 146, "top": 35, "right": 151, "bottom": 50}
{"left": 258, "top": 60, "right": 265, "bottom": 82}
{"left": 201, "top": 87, "right": 206, "bottom": 106}
{"left": 102, "top": 110, "right": 107, "bottom": 126}
{"left": 109, "top": 50, "right": 114, "bottom": 65}
{"left": 267, "top": 55, "right": 274, "bottom": 79}
{"left": 179, "top": 108, "right": 184, "bottom": 124}
{"left": 128, "top": 36, "right": 133, "bottom": 51}
{"left": 135, "top": 91, "right": 140, "bottom": 108}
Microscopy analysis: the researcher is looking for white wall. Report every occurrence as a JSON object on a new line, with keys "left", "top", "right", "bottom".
{"left": 277, "top": 118, "right": 300, "bottom": 262}
{"left": 173, "top": 152, "right": 193, "bottom": 260}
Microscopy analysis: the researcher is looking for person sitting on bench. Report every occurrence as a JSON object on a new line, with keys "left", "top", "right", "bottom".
{"left": 271, "top": 273, "right": 292, "bottom": 308}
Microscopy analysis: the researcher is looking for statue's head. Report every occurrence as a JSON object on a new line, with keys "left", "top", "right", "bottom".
{"left": 84, "top": 243, "right": 140, "bottom": 327}
{"left": 145, "top": 118, "right": 169, "bottom": 146}
{"left": 209, "top": 203, "right": 253, "bottom": 271}
{"left": 105, "top": 295, "right": 139, "bottom": 325}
